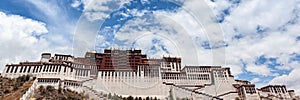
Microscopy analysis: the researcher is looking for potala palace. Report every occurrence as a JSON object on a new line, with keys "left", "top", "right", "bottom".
{"left": 1, "top": 49, "right": 299, "bottom": 100}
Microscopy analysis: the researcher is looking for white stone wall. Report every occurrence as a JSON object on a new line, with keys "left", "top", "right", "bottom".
{"left": 94, "top": 71, "right": 169, "bottom": 99}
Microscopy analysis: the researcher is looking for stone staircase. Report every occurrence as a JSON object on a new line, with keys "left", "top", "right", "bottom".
{"left": 164, "top": 82, "right": 223, "bottom": 100}
{"left": 81, "top": 78, "right": 107, "bottom": 99}
{"left": 216, "top": 91, "right": 238, "bottom": 98}
{"left": 81, "top": 86, "right": 105, "bottom": 99}
{"left": 20, "top": 79, "right": 38, "bottom": 100}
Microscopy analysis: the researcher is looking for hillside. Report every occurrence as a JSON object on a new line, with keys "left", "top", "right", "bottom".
{"left": 0, "top": 75, "right": 88, "bottom": 100}
{"left": 0, "top": 75, "right": 33, "bottom": 100}
{"left": 31, "top": 86, "right": 87, "bottom": 100}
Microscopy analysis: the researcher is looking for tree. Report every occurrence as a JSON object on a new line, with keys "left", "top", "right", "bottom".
{"left": 58, "top": 87, "right": 62, "bottom": 93}
{"left": 46, "top": 85, "right": 55, "bottom": 92}
{"left": 32, "top": 77, "right": 36, "bottom": 80}
{"left": 25, "top": 75, "right": 30, "bottom": 81}
{"left": 13, "top": 84, "right": 19, "bottom": 90}
{"left": 108, "top": 93, "right": 112, "bottom": 99}
{"left": 39, "top": 86, "right": 44, "bottom": 91}
{"left": 3, "top": 89, "right": 10, "bottom": 94}
{"left": 39, "top": 86, "right": 46, "bottom": 95}
{"left": 169, "top": 88, "right": 174, "bottom": 100}
{"left": 127, "top": 96, "right": 134, "bottom": 100}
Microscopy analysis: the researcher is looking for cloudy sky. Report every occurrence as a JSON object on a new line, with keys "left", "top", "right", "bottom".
{"left": 0, "top": 0, "right": 300, "bottom": 95}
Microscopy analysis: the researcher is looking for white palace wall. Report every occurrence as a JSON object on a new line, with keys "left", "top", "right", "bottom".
{"left": 93, "top": 71, "right": 170, "bottom": 99}
{"left": 1, "top": 52, "right": 299, "bottom": 100}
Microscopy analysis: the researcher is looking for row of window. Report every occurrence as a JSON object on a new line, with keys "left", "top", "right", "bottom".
{"left": 213, "top": 71, "right": 228, "bottom": 78}
{"left": 245, "top": 86, "right": 257, "bottom": 93}
{"left": 75, "top": 70, "right": 89, "bottom": 76}
{"left": 64, "top": 81, "right": 82, "bottom": 87}
{"left": 54, "top": 56, "right": 70, "bottom": 61}
{"left": 5, "top": 65, "right": 68, "bottom": 74}
{"left": 38, "top": 79, "right": 59, "bottom": 83}
{"left": 101, "top": 71, "right": 138, "bottom": 77}
{"left": 186, "top": 68, "right": 211, "bottom": 73}
{"left": 162, "top": 74, "right": 211, "bottom": 80}
{"left": 43, "top": 65, "right": 65, "bottom": 72}
{"left": 268, "top": 87, "right": 287, "bottom": 93}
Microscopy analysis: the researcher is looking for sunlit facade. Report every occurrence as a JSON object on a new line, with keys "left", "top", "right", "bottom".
{"left": 2, "top": 49, "right": 299, "bottom": 100}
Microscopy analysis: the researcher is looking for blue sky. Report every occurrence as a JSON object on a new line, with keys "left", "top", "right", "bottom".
{"left": 0, "top": 0, "right": 300, "bottom": 95}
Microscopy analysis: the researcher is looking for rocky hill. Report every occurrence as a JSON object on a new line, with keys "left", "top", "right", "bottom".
{"left": 31, "top": 85, "right": 86, "bottom": 100}
{"left": 0, "top": 75, "right": 33, "bottom": 100}
{"left": 0, "top": 75, "right": 87, "bottom": 100}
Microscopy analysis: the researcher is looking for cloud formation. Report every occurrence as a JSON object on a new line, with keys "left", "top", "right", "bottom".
{"left": 1, "top": 0, "right": 300, "bottom": 95}
{"left": 206, "top": 0, "right": 300, "bottom": 94}
{"left": 0, "top": 12, "right": 49, "bottom": 71}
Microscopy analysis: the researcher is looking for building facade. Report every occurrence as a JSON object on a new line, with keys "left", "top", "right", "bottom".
{"left": 1, "top": 49, "right": 299, "bottom": 100}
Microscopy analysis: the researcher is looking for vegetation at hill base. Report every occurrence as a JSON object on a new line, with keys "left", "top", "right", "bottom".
{"left": 32, "top": 86, "right": 86, "bottom": 100}
{"left": 0, "top": 75, "right": 34, "bottom": 100}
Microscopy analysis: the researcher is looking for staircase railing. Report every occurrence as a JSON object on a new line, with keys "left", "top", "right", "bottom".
{"left": 81, "top": 86, "right": 105, "bottom": 99}
{"left": 20, "top": 79, "right": 38, "bottom": 100}
{"left": 164, "top": 82, "right": 223, "bottom": 100}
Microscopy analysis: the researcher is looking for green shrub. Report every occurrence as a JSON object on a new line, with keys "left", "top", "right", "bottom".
{"left": 108, "top": 93, "right": 112, "bottom": 99}
{"left": 127, "top": 96, "right": 134, "bottom": 100}
{"left": 25, "top": 75, "right": 30, "bottom": 81}
{"left": 13, "top": 85, "right": 19, "bottom": 90}
{"left": 58, "top": 87, "right": 62, "bottom": 93}
{"left": 39, "top": 85, "right": 46, "bottom": 95}
{"left": 3, "top": 89, "right": 10, "bottom": 94}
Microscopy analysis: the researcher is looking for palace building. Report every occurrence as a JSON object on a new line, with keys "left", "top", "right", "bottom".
{"left": 1, "top": 49, "right": 299, "bottom": 100}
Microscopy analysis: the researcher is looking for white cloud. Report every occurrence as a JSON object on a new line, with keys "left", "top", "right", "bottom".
{"left": 205, "top": 0, "right": 300, "bottom": 94}
{"left": 25, "top": 0, "right": 59, "bottom": 18}
{"left": 71, "top": 0, "right": 82, "bottom": 8}
{"left": 0, "top": 12, "right": 49, "bottom": 72}
{"left": 201, "top": 0, "right": 300, "bottom": 72}
{"left": 25, "top": 0, "right": 76, "bottom": 41}
{"left": 81, "top": 0, "right": 129, "bottom": 21}
{"left": 0, "top": 10, "right": 73, "bottom": 72}
{"left": 111, "top": 9, "right": 214, "bottom": 66}
{"left": 270, "top": 68, "right": 300, "bottom": 95}
{"left": 246, "top": 64, "right": 271, "bottom": 76}
{"left": 115, "top": 14, "right": 184, "bottom": 58}
{"left": 251, "top": 78, "right": 260, "bottom": 84}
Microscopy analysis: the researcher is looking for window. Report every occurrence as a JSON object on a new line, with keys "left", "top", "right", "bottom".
{"left": 64, "top": 66, "right": 66, "bottom": 72}
{"left": 56, "top": 65, "right": 59, "bottom": 72}
{"left": 14, "top": 66, "right": 18, "bottom": 73}
{"left": 27, "top": 66, "right": 31, "bottom": 73}
{"left": 39, "top": 66, "right": 42, "bottom": 72}
{"left": 58, "top": 66, "right": 61, "bottom": 72}
{"left": 19, "top": 66, "right": 23, "bottom": 73}
{"left": 6, "top": 66, "right": 10, "bottom": 73}
{"left": 23, "top": 66, "right": 27, "bottom": 73}
{"left": 43, "top": 65, "right": 46, "bottom": 72}
{"left": 52, "top": 66, "right": 55, "bottom": 72}
{"left": 10, "top": 66, "right": 14, "bottom": 73}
